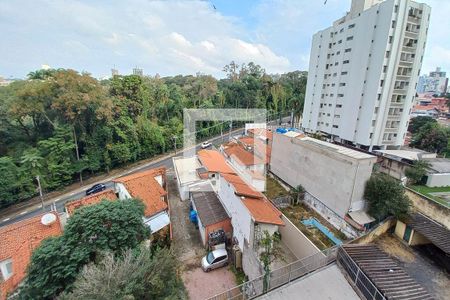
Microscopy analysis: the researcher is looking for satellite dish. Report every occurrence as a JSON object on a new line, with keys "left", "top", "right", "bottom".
{"left": 41, "top": 213, "right": 57, "bottom": 226}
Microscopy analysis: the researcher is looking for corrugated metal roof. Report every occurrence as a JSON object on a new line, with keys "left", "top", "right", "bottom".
{"left": 342, "top": 244, "right": 433, "bottom": 300}
{"left": 408, "top": 213, "right": 450, "bottom": 255}
{"left": 191, "top": 191, "right": 229, "bottom": 226}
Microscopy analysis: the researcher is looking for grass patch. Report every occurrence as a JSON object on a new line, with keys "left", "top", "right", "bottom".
{"left": 229, "top": 265, "right": 247, "bottom": 285}
{"left": 409, "top": 185, "right": 450, "bottom": 207}
{"left": 264, "top": 176, "right": 289, "bottom": 200}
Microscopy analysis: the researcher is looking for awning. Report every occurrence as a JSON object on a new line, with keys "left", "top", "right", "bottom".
{"left": 144, "top": 211, "right": 170, "bottom": 234}
{"left": 348, "top": 211, "right": 375, "bottom": 225}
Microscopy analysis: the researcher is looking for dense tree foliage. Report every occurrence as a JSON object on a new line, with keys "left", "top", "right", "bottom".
{"left": 364, "top": 173, "right": 411, "bottom": 220}
{"left": 410, "top": 121, "right": 450, "bottom": 154}
{"left": 0, "top": 64, "right": 307, "bottom": 209}
{"left": 408, "top": 116, "right": 436, "bottom": 134}
{"left": 19, "top": 200, "right": 148, "bottom": 299}
{"left": 59, "top": 247, "right": 186, "bottom": 300}
{"left": 405, "top": 160, "right": 430, "bottom": 185}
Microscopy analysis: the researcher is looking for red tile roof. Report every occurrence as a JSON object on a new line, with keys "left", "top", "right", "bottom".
{"left": 65, "top": 189, "right": 117, "bottom": 216}
{"left": 242, "top": 197, "right": 284, "bottom": 226}
{"left": 220, "top": 172, "right": 283, "bottom": 226}
{"left": 113, "top": 168, "right": 167, "bottom": 218}
{"left": 413, "top": 105, "right": 440, "bottom": 111}
{"left": 238, "top": 137, "right": 271, "bottom": 164}
{"left": 248, "top": 128, "right": 273, "bottom": 141}
{"left": 197, "top": 150, "right": 235, "bottom": 174}
{"left": 223, "top": 143, "right": 265, "bottom": 166}
{"left": 0, "top": 213, "right": 62, "bottom": 299}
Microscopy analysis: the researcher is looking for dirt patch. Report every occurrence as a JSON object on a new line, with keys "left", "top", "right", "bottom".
{"left": 373, "top": 235, "right": 415, "bottom": 263}
{"left": 281, "top": 204, "right": 347, "bottom": 250}
{"left": 264, "top": 176, "right": 289, "bottom": 200}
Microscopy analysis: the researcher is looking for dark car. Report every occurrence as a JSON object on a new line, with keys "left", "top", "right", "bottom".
{"left": 85, "top": 183, "right": 106, "bottom": 196}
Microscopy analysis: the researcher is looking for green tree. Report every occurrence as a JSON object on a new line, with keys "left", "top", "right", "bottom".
{"left": 259, "top": 230, "right": 282, "bottom": 293}
{"left": 364, "top": 173, "right": 411, "bottom": 220}
{"left": 59, "top": 247, "right": 186, "bottom": 300}
{"left": 410, "top": 122, "right": 449, "bottom": 154}
{"left": 20, "top": 199, "right": 148, "bottom": 299}
{"left": 408, "top": 116, "right": 437, "bottom": 134}
{"left": 405, "top": 160, "right": 430, "bottom": 185}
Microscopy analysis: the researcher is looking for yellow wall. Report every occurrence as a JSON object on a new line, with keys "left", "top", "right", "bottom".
{"left": 394, "top": 220, "right": 407, "bottom": 241}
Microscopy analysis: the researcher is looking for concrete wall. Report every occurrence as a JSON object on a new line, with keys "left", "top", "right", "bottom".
{"left": 115, "top": 182, "right": 131, "bottom": 199}
{"left": 352, "top": 217, "right": 395, "bottom": 244}
{"left": 270, "top": 133, "right": 375, "bottom": 219}
{"left": 426, "top": 173, "right": 450, "bottom": 187}
{"left": 205, "top": 219, "right": 233, "bottom": 247}
{"left": 379, "top": 158, "right": 408, "bottom": 180}
{"left": 405, "top": 188, "right": 450, "bottom": 229}
{"left": 279, "top": 214, "right": 322, "bottom": 260}
{"left": 394, "top": 220, "right": 430, "bottom": 246}
{"left": 394, "top": 220, "right": 407, "bottom": 241}
{"left": 242, "top": 244, "right": 263, "bottom": 280}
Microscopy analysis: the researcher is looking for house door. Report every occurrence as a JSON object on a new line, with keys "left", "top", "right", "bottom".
{"left": 403, "top": 226, "right": 412, "bottom": 243}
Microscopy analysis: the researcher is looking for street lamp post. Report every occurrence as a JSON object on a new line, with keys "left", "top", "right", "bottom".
{"left": 36, "top": 175, "right": 45, "bottom": 211}
{"left": 172, "top": 135, "right": 177, "bottom": 154}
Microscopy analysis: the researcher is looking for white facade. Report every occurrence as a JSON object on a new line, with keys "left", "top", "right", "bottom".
{"left": 302, "top": 0, "right": 431, "bottom": 149}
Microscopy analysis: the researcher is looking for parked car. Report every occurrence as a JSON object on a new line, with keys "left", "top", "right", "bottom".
{"left": 85, "top": 183, "right": 106, "bottom": 196}
{"left": 201, "top": 141, "right": 212, "bottom": 149}
{"left": 201, "top": 248, "right": 228, "bottom": 272}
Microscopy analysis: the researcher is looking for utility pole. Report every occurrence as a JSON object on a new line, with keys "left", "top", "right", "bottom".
{"left": 36, "top": 175, "right": 45, "bottom": 211}
{"left": 220, "top": 124, "right": 223, "bottom": 142}
{"left": 172, "top": 136, "right": 177, "bottom": 154}
{"left": 228, "top": 120, "right": 232, "bottom": 141}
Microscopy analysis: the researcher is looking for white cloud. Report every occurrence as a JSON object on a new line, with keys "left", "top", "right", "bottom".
{"left": 0, "top": 0, "right": 291, "bottom": 78}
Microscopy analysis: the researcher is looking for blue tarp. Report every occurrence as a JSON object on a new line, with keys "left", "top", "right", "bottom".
{"left": 302, "top": 218, "right": 343, "bottom": 245}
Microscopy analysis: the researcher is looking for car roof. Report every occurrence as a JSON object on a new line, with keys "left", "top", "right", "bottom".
{"left": 212, "top": 248, "right": 227, "bottom": 257}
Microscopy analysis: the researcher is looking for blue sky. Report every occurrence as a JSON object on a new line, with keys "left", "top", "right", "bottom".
{"left": 0, "top": 0, "right": 449, "bottom": 79}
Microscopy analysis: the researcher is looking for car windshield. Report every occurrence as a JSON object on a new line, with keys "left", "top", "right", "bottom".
{"left": 206, "top": 252, "right": 215, "bottom": 264}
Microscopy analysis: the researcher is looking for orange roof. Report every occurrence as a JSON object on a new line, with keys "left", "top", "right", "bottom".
{"left": 0, "top": 213, "right": 62, "bottom": 299}
{"left": 238, "top": 137, "right": 271, "bottom": 164}
{"left": 197, "top": 150, "right": 235, "bottom": 174}
{"left": 223, "top": 143, "right": 265, "bottom": 166}
{"left": 114, "top": 168, "right": 167, "bottom": 218}
{"left": 221, "top": 173, "right": 263, "bottom": 198}
{"left": 242, "top": 197, "right": 284, "bottom": 226}
{"left": 248, "top": 128, "right": 273, "bottom": 141}
{"left": 65, "top": 190, "right": 117, "bottom": 216}
{"left": 413, "top": 105, "right": 440, "bottom": 111}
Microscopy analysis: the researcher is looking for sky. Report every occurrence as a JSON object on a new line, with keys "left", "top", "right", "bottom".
{"left": 0, "top": 0, "right": 449, "bottom": 79}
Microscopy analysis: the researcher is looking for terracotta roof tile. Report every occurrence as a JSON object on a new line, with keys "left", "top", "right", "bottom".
{"left": 248, "top": 128, "right": 273, "bottom": 141}
{"left": 197, "top": 150, "right": 235, "bottom": 174}
{"left": 238, "top": 137, "right": 271, "bottom": 164}
{"left": 221, "top": 173, "right": 263, "bottom": 199}
{"left": 65, "top": 190, "right": 117, "bottom": 216}
{"left": 223, "top": 143, "right": 265, "bottom": 166}
{"left": 0, "top": 213, "right": 62, "bottom": 299}
{"left": 242, "top": 197, "right": 284, "bottom": 226}
{"left": 114, "top": 168, "right": 167, "bottom": 218}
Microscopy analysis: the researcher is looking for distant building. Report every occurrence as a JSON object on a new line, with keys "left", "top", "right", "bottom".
{"left": 417, "top": 67, "right": 448, "bottom": 94}
{"left": 132, "top": 67, "right": 143, "bottom": 76}
{"left": 111, "top": 68, "right": 119, "bottom": 77}
{"left": 302, "top": 0, "right": 431, "bottom": 149}
{"left": 0, "top": 77, "right": 13, "bottom": 87}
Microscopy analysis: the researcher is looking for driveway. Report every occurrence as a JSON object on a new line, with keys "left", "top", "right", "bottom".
{"left": 168, "top": 171, "right": 236, "bottom": 299}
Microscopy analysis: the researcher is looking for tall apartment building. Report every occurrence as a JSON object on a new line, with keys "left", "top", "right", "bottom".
{"left": 302, "top": 0, "right": 430, "bottom": 150}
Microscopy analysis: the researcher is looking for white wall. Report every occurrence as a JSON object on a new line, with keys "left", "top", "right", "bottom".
{"left": 270, "top": 134, "right": 375, "bottom": 219}
{"left": 115, "top": 182, "right": 131, "bottom": 199}
{"left": 218, "top": 175, "right": 253, "bottom": 250}
{"left": 426, "top": 173, "right": 450, "bottom": 187}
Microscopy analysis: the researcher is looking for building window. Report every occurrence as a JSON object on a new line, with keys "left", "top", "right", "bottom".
{"left": 338, "top": 94, "right": 344, "bottom": 97}
{"left": 346, "top": 36, "right": 354, "bottom": 41}
{"left": 348, "top": 24, "right": 355, "bottom": 29}
{"left": 394, "top": 5, "right": 399, "bottom": 13}
{"left": 336, "top": 104, "right": 342, "bottom": 108}
{"left": 338, "top": 40, "right": 342, "bottom": 44}
{"left": 383, "top": 65, "right": 387, "bottom": 73}
{"left": 0, "top": 259, "right": 13, "bottom": 280}
{"left": 333, "top": 125, "right": 339, "bottom": 128}
{"left": 339, "top": 83, "right": 345, "bottom": 87}
{"left": 341, "top": 71, "right": 348, "bottom": 75}
{"left": 380, "top": 80, "right": 384, "bottom": 87}
{"left": 388, "top": 36, "right": 393, "bottom": 44}
{"left": 343, "top": 60, "right": 350, "bottom": 64}
{"left": 345, "top": 48, "right": 351, "bottom": 53}
{"left": 392, "top": 20, "right": 396, "bottom": 28}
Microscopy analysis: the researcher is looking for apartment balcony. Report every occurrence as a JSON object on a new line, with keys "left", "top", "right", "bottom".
{"left": 405, "top": 30, "right": 419, "bottom": 39}
{"left": 402, "top": 45, "right": 417, "bottom": 53}
{"left": 396, "top": 74, "right": 412, "bottom": 81}
{"left": 384, "top": 127, "right": 399, "bottom": 133}
{"left": 399, "top": 59, "right": 414, "bottom": 67}
{"left": 407, "top": 16, "right": 421, "bottom": 24}
{"left": 393, "top": 88, "right": 408, "bottom": 95}
{"left": 382, "top": 139, "right": 396, "bottom": 145}
{"left": 390, "top": 101, "right": 404, "bottom": 107}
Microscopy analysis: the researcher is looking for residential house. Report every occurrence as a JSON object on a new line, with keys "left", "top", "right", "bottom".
{"left": 173, "top": 156, "right": 205, "bottom": 201}
{"left": 113, "top": 168, "right": 171, "bottom": 237}
{"left": 190, "top": 187, "right": 232, "bottom": 247}
{"left": 0, "top": 213, "right": 62, "bottom": 299}
{"left": 375, "top": 149, "right": 450, "bottom": 186}
{"left": 270, "top": 132, "right": 377, "bottom": 235}
{"left": 411, "top": 105, "right": 440, "bottom": 118}
{"left": 65, "top": 189, "right": 118, "bottom": 216}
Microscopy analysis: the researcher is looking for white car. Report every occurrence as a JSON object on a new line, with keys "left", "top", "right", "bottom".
{"left": 201, "top": 248, "right": 228, "bottom": 272}
{"left": 201, "top": 141, "right": 212, "bottom": 149}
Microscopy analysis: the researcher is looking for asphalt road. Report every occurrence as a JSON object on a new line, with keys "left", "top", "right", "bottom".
{"left": 0, "top": 117, "right": 290, "bottom": 227}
